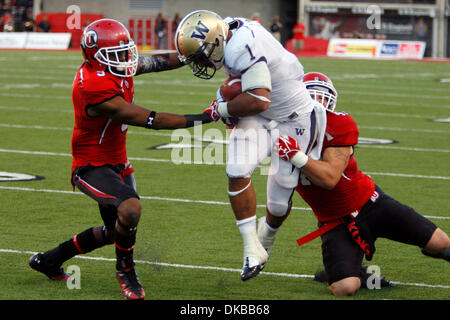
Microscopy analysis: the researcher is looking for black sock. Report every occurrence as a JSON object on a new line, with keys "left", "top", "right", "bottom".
{"left": 422, "top": 246, "right": 450, "bottom": 262}
{"left": 43, "top": 226, "right": 109, "bottom": 266}
{"left": 114, "top": 229, "right": 137, "bottom": 271}
{"left": 42, "top": 239, "right": 79, "bottom": 267}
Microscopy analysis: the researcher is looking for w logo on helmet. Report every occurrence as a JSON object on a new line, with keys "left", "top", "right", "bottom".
{"left": 190, "top": 21, "right": 209, "bottom": 40}
{"left": 83, "top": 30, "right": 98, "bottom": 48}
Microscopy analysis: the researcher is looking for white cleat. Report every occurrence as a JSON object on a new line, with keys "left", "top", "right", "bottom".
{"left": 240, "top": 240, "right": 269, "bottom": 281}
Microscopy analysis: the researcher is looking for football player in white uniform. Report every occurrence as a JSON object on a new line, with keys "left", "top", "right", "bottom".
{"left": 175, "top": 10, "right": 326, "bottom": 280}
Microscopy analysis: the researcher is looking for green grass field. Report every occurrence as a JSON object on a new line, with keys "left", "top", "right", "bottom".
{"left": 0, "top": 50, "right": 449, "bottom": 302}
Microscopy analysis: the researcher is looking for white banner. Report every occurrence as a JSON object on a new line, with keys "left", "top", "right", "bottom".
{"left": 327, "top": 38, "right": 426, "bottom": 59}
{"left": 0, "top": 32, "right": 71, "bottom": 50}
{"left": 377, "top": 40, "right": 426, "bottom": 59}
{"left": 25, "top": 33, "right": 71, "bottom": 50}
{"left": 0, "top": 33, "right": 27, "bottom": 49}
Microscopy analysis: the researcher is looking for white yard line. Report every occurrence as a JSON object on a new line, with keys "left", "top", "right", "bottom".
{"left": 0, "top": 185, "right": 448, "bottom": 221}
{"left": 0, "top": 147, "right": 449, "bottom": 179}
{"left": 0, "top": 122, "right": 449, "bottom": 150}
{"left": 1, "top": 248, "right": 449, "bottom": 289}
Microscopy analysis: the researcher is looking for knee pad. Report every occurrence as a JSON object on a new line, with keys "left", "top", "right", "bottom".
{"left": 226, "top": 162, "right": 254, "bottom": 179}
{"left": 267, "top": 200, "right": 290, "bottom": 217}
{"left": 226, "top": 166, "right": 253, "bottom": 178}
{"left": 271, "top": 160, "right": 300, "bottom": 189}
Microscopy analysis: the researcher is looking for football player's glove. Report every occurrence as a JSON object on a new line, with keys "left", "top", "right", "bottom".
{"left": 204, "top": 99, "right": 221, "bottom": 122}
{"left": 275, "top": 136, "right": 301, "bottom": 161}
{"left": 275, "top": 136, "right": 309, "bottom": 168}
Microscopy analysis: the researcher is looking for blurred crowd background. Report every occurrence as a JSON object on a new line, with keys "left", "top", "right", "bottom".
{"left": 1, "top": 0, "right": 449, "bottom": 58}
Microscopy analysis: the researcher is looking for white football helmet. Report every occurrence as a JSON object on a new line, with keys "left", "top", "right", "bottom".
{"left": 175, "top": 10, "right": 229, "bottom": 79}
{"left": 303, "top": 72, "right": 338, "bottom": 111}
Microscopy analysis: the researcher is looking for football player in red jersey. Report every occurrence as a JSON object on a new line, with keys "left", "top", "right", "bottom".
{"left": 29, "top": 19, "right": 214, "bottom": 300}
{"left": 258, "top": 72, "right": 450, "bottom": 296}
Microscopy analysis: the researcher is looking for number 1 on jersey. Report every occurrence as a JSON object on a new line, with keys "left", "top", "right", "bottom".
{"left": 245, "top": 44, "right": 255, "bottom": 60}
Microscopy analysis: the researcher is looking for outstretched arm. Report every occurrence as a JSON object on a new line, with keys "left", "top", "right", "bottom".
{"left": 135, "top": 52, "right": 184, "bottom": 75}
{"left": 86, "top": 95, "right": 211, "bottom": 129}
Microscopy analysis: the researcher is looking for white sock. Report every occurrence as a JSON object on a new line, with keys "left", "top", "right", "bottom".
{"left": 258, "top": 217, "right": 278, "bottom": 252}
{"left": 236, "top": 216, "right": 258, "bottom": 248}
{"left": 265, "top": 218, "right": 280, "bottom": 234}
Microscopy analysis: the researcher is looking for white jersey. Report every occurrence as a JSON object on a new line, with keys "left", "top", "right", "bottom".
{"left": 223, "top": 18, "right": 314, "bottom": 122}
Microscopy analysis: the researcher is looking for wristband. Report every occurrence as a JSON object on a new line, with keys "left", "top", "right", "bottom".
{"left": 290, "top": 151, "right": 308, "bottom": 168}
{"left": 217, "top": 101, "right": 231, "bottom": 118}
{"left": 145, "top": 111, "right": 157, "bottom": 128}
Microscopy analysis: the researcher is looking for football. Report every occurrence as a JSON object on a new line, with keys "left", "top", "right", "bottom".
{"left": 220, "top": 77, "right": 242, "bottom": 101}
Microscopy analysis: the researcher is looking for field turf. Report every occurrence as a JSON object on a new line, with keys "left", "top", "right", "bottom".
{"left": 0, "top": 50, "right": 448, "bottom": 304}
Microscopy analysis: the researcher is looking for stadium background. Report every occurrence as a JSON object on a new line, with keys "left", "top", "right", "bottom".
{"left": 2, "top": 0, "right": 450, "bottom": 57}
{"left": 0, "top": 0, "right": 449, "bottom": 303}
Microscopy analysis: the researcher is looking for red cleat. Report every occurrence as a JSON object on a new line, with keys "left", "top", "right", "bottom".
{"left": 116, "top": 268, "right": 145, "bottom": 300}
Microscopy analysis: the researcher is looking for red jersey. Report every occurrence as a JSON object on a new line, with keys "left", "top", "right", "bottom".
{"left": 71, "top": 63, "right": 135, "bottom": 175}
{"left": 296, "top": 110, "right": 375, "bottom": 222}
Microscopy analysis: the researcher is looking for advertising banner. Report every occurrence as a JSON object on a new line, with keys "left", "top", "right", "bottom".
{"left": 328, "top": 39, "right": 378, "bottom": 58}
{"left": 25, "top": 33, "right": 72, "bottom": 50}
{"left": 327, "top": 38, "right": 426, "bottom": 59}
{"left": 0, "top": 33, "right": 71, "bottom": 50}
{"left": 0, "top": 33, "right": 27, "bottom": 49}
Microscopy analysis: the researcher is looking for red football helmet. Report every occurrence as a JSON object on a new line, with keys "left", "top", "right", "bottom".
{"left": 81, "top": 19, "right": 138, "bottom": 77}
{"left": 303, "top": 72, "right": 338, "bottom": 111}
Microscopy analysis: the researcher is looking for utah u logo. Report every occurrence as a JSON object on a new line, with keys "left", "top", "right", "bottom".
{"left": 296, "top": 128, "right": 305, "bottom": 135}
{"left": 83, "top": 30, "right": 98, "bottom": 48}
{"left": 191, "top": 21, "right": 209, "bottom": 40}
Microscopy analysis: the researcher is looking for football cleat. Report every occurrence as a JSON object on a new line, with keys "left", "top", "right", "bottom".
{"left": 359, "top": 264, "right": 392, "bottom": 288}
{"left": 240, "top": 242, "right": 269, "bottom": 281}
{"left": 313, "top": 269, "right": 328, "bottom": 283}
{"left": 29, "top": 253, "right": 72, "bottom": 281}
{"left": 116, "top": 268, "right": 146, "bottom": 300}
